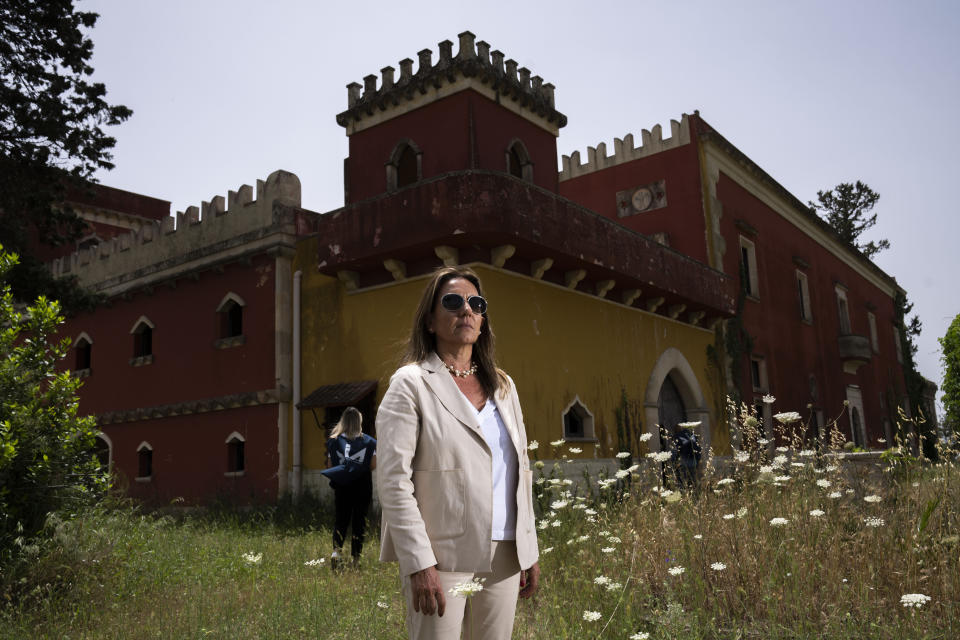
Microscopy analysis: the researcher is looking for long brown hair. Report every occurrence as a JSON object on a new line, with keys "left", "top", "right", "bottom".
{"left": 402, "top": 266, "right": 508, "bottom": 397}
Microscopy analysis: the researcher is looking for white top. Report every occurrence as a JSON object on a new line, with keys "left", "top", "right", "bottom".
{"left": 476, "top": 398, "right": 519, "bottom": 540}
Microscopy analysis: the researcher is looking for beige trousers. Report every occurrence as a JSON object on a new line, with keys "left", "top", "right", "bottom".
{"left": 402, "top": 540, "right": 521, "bottom": 640}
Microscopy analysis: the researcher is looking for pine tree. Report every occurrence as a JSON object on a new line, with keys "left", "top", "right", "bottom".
{"left": 809, "top": 181, "right": 890, "bottom": 260}
{"left": 940, "top": 313, "right": 960, "bottom": 438}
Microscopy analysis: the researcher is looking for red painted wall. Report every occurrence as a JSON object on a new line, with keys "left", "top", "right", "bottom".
{"left": 107, "top": 404, "right": 278, "bottom": 504}
{"left": 60, "top": 256, "right": 277, "bottom": 414}
{"left": 346, "top": 89, "right": 559, "bottom": 203}
{"left": 716, "top": 173, "right": 905, "bottom": 444}
{"left": 557, "top": 142, "right": 708, "bottom": 264}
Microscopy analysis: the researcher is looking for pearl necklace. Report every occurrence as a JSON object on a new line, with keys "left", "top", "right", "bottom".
{"left": 444, "top": 361, "right": 477, "bottom": 378}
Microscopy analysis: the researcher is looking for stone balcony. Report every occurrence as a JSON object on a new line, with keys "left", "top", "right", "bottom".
{"left": 838, "top": 333, "right": 872, "bottom": 374}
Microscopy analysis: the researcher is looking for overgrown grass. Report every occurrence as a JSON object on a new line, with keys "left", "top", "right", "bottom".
{"left": 1, "top": 408, "right": 957, "bottom": 639}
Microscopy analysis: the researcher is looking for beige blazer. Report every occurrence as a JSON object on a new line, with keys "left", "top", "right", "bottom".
{"left": 376, "top": 352, "right": 539, "bottom": 576}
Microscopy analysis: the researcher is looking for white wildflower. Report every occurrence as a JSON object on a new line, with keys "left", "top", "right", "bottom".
{"left": 759, "top": 465, "right": 774, "bottom": 474}
{"left": 572, "top": 503, "right": 587, "bottom": 510}
{"left": 826, "top": 464, "right": 839, "bottom": 472}
{"left": 716, "top": 478, "right": 735, "bottom": 486}
{"left": 816, "top": 479, "right": 832, "bottom": 488}
{"left": 799, "top": 449, "right": 815, "bottom": 457}
{"left": 791, "top": 462, "right": 806, "bottom": 468}
{"left": 774, "top": 411, "right": 802, "bottom": 424}
{"left": 722, "top": 513, "right": 735, "bottom": 520}
{"left": 630, "top": 633, "right": 650, "bottom": 640}
{"left": 829, "top": 491, "right": 842, "bottom": 499}
{"left": 562, "top": 479, "right": 573, "bottom": 486}
{"left": 569, "top": 447, "right": 582, "bottom": 454}
{"left": 577, "top": 535, "right": 589, "bottom": 542}
{"left": 606, "top": 581, "right": 623, "bottom": 591}
{"left": 900, "top": 593, "right": 931, "bottom": 608}
{"left": 776, "top": 446, "right": 789, "bottom": 453}
{"left": 449, "top": 578, "right": 485, "bottom": 598}
{"left": 774, "top": 475, "right": 791, "bottom": 483}
{"left": 599, "top": 530, "right": 611, "bottom": 536}
{"left": 528, "top": 440, "right": 538, "bottom": 451}
{"left": 864, "top": 495, "right": 882, "bottom": 503}
{"left": 242, "top": 552, "right": 262, "bottom": 565}
{"left": 864, "top": 517, "right": 885, "bottom": 528}
{"left": 593, "top": 575, "right": 611, "bottom": 586}
{"left": 615, "top": 469, "right": 630, "bottom": 479}
{"left": 543, "top": 546, "right": 554, "bottom": 554}
{"left": 710, "top": 562, "right": 727, "bottom": 571}
{"left": 582, "top": 610, "right": 602, "bottom": 622}
{"left": 762, "top": 394, "right": 776, "bottom": 404}
{"left": 535, "top": 460, "right": 545, "bottom": 469}
{"left": 607, "top": 536, "right": 622, "bottom": 544}
{"left": 303, "top": 558, "right": 325, "bottom": 567}
{"left": 693, "top": 534, "right": 703, "bottom": 540}
{"left": 550, "top": 520, "right": 560, "bottom": 528}
{"left": 377, "top": 601, "right": 389, "bottom": 609}
{"left": 647, "top": 451, "right": 673, "bottom": 463}
{"left": 734, "top": 451, "right": 750, "bottom": 463}
{"left": 639, "top": 432, "right": 653, "bottom": 442}
{"left": 809, "top": 509, "right": 825, "bottom": 517}
{"left": 736, "top": 507, "right": 748, "bottom": 519}
{"left": 678, "top": 421, "right": 701, "bottom": 428}
{"left": 769, "top": 517, "right": 789, "bottom": 527}
{"left": 668, "top": 566, "right": 685, "bottom": 576}
{"left": 616, "top": 451, "right": 631, "bottom": 459}
{"left": 601, "top": 547, "right": 615, "bottom": 554}
{"left": 772, "top": 455, "right": 788, "bottom": 468}
{"left": 627, "top": 464, "right": 640, "bottom": 473}
{"left": 550, "top": 500, "right": 568, "bottom": 510}
{"left": 550, "top": 439, "right": 565, "bottom": 447}
{"left": 598, "top": 478, "right": 617, "bottom": 489}
{"left": 585, "top": 508, "right": 597, "bottom": 516}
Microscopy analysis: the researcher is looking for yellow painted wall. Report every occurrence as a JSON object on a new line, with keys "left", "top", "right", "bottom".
{"left": 292, "top": 240, "right": 726, "bottom": 471}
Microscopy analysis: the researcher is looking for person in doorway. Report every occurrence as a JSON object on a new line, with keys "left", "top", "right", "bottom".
{"left": 324, "top": 406, "right": 376, "bottom": 568}
{"left": 377, "top": 266, "right": 540, "bottom": 640}
{"left": 671, "top": 421, "right": 702, "bottom": 489}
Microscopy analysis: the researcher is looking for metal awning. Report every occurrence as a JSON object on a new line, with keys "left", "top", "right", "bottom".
{"left": 297, "top": 380, "right": 377, "bottom": 410}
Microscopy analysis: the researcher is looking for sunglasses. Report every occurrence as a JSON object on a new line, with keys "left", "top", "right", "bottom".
{"left": 440, "top": 293, "right": 488, "bottom": 315}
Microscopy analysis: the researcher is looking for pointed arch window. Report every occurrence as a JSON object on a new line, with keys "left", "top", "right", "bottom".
{"left": 130, "top": 316, "right": 155, "bottom": 366}
{"left": 386, "top": 139, "right": 422, "bottom": 191}
{"left": 136, "top": 441, "right": 153, "bottom": 481}
{"left": 505, "top": 139, "right": 533, "bottom": 182}
{"left": 215, "top": 293, "right": 246, "bottom": 348}
{"left": 225, "top": 431, "right": 246, "bottom": 476}
{"left": 74, "top": 331, "right": 93, "bottom": 376}
{"left": 561, "top": 396, "right": 596, "bottom": 440}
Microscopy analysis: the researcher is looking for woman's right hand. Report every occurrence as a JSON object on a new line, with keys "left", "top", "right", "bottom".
{"left": 410, "top": 565, "right": 446, "bottom": 616}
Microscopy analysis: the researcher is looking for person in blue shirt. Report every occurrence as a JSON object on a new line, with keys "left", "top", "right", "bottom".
{"left": 325, "top": 406, "right": 376, "bottom": 567}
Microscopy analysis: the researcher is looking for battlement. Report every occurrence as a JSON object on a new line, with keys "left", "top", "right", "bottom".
{"left": 50, "top": 170, "right": 302, "bottom": 294}
{"left": 336, "top": 31, "right": 566, "bottom": 135}
{"left": 558, "top": 114, "right": 691, "bottom": 181}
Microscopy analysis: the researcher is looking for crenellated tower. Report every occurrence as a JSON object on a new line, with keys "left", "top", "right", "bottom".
{"left": 335, "top": 31, "right": 567, "bottom": 203}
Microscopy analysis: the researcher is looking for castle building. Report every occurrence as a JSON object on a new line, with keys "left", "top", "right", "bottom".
{"left": 51, "top": 32, "right": 907, "bottom": 503}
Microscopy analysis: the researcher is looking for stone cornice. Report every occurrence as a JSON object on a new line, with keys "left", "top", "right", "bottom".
{"left": 95, "top": 387, "right": 289, "bottom": 425}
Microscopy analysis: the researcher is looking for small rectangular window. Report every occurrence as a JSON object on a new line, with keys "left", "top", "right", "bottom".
{"left": 796, "top": 271, "right": 812, "bottom": 321}
{"left": 835, "top": 287, "right": 851, "bottom": 334}
{"left": 867, "top": 312, "right": 879, "bottom": 353}
{"left": 134, "top": 326, "right": 152, "bottom": 358}
{"left": 739, "top": 237, "right": 759, "bottom": 298}
{"left": 750, "top": 357, "right": 767, "bottom": 392}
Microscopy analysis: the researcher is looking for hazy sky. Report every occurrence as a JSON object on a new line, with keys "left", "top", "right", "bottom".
{"left": 82, "top": 0, "right": 959, "bottom": 414}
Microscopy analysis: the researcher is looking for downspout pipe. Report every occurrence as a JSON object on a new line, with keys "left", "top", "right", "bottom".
{"left": 292, "top": 270, "right": 303, "bottom": 499}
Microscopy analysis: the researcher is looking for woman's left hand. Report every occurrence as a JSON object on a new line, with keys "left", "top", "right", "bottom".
{"left": 519, "top": 561, "right": 540, "bottom": 599}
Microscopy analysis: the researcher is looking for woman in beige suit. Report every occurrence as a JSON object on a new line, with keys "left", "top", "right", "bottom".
{"left": 377, "top": 266, "right": 540, "bottom": 640}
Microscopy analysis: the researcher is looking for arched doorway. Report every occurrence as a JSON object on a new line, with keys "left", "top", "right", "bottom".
{"left": 94, "top": 433, "right": 112, "bottom": 471}
{"left": 644, "top": 348, "right": 710, "bottom": 452}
